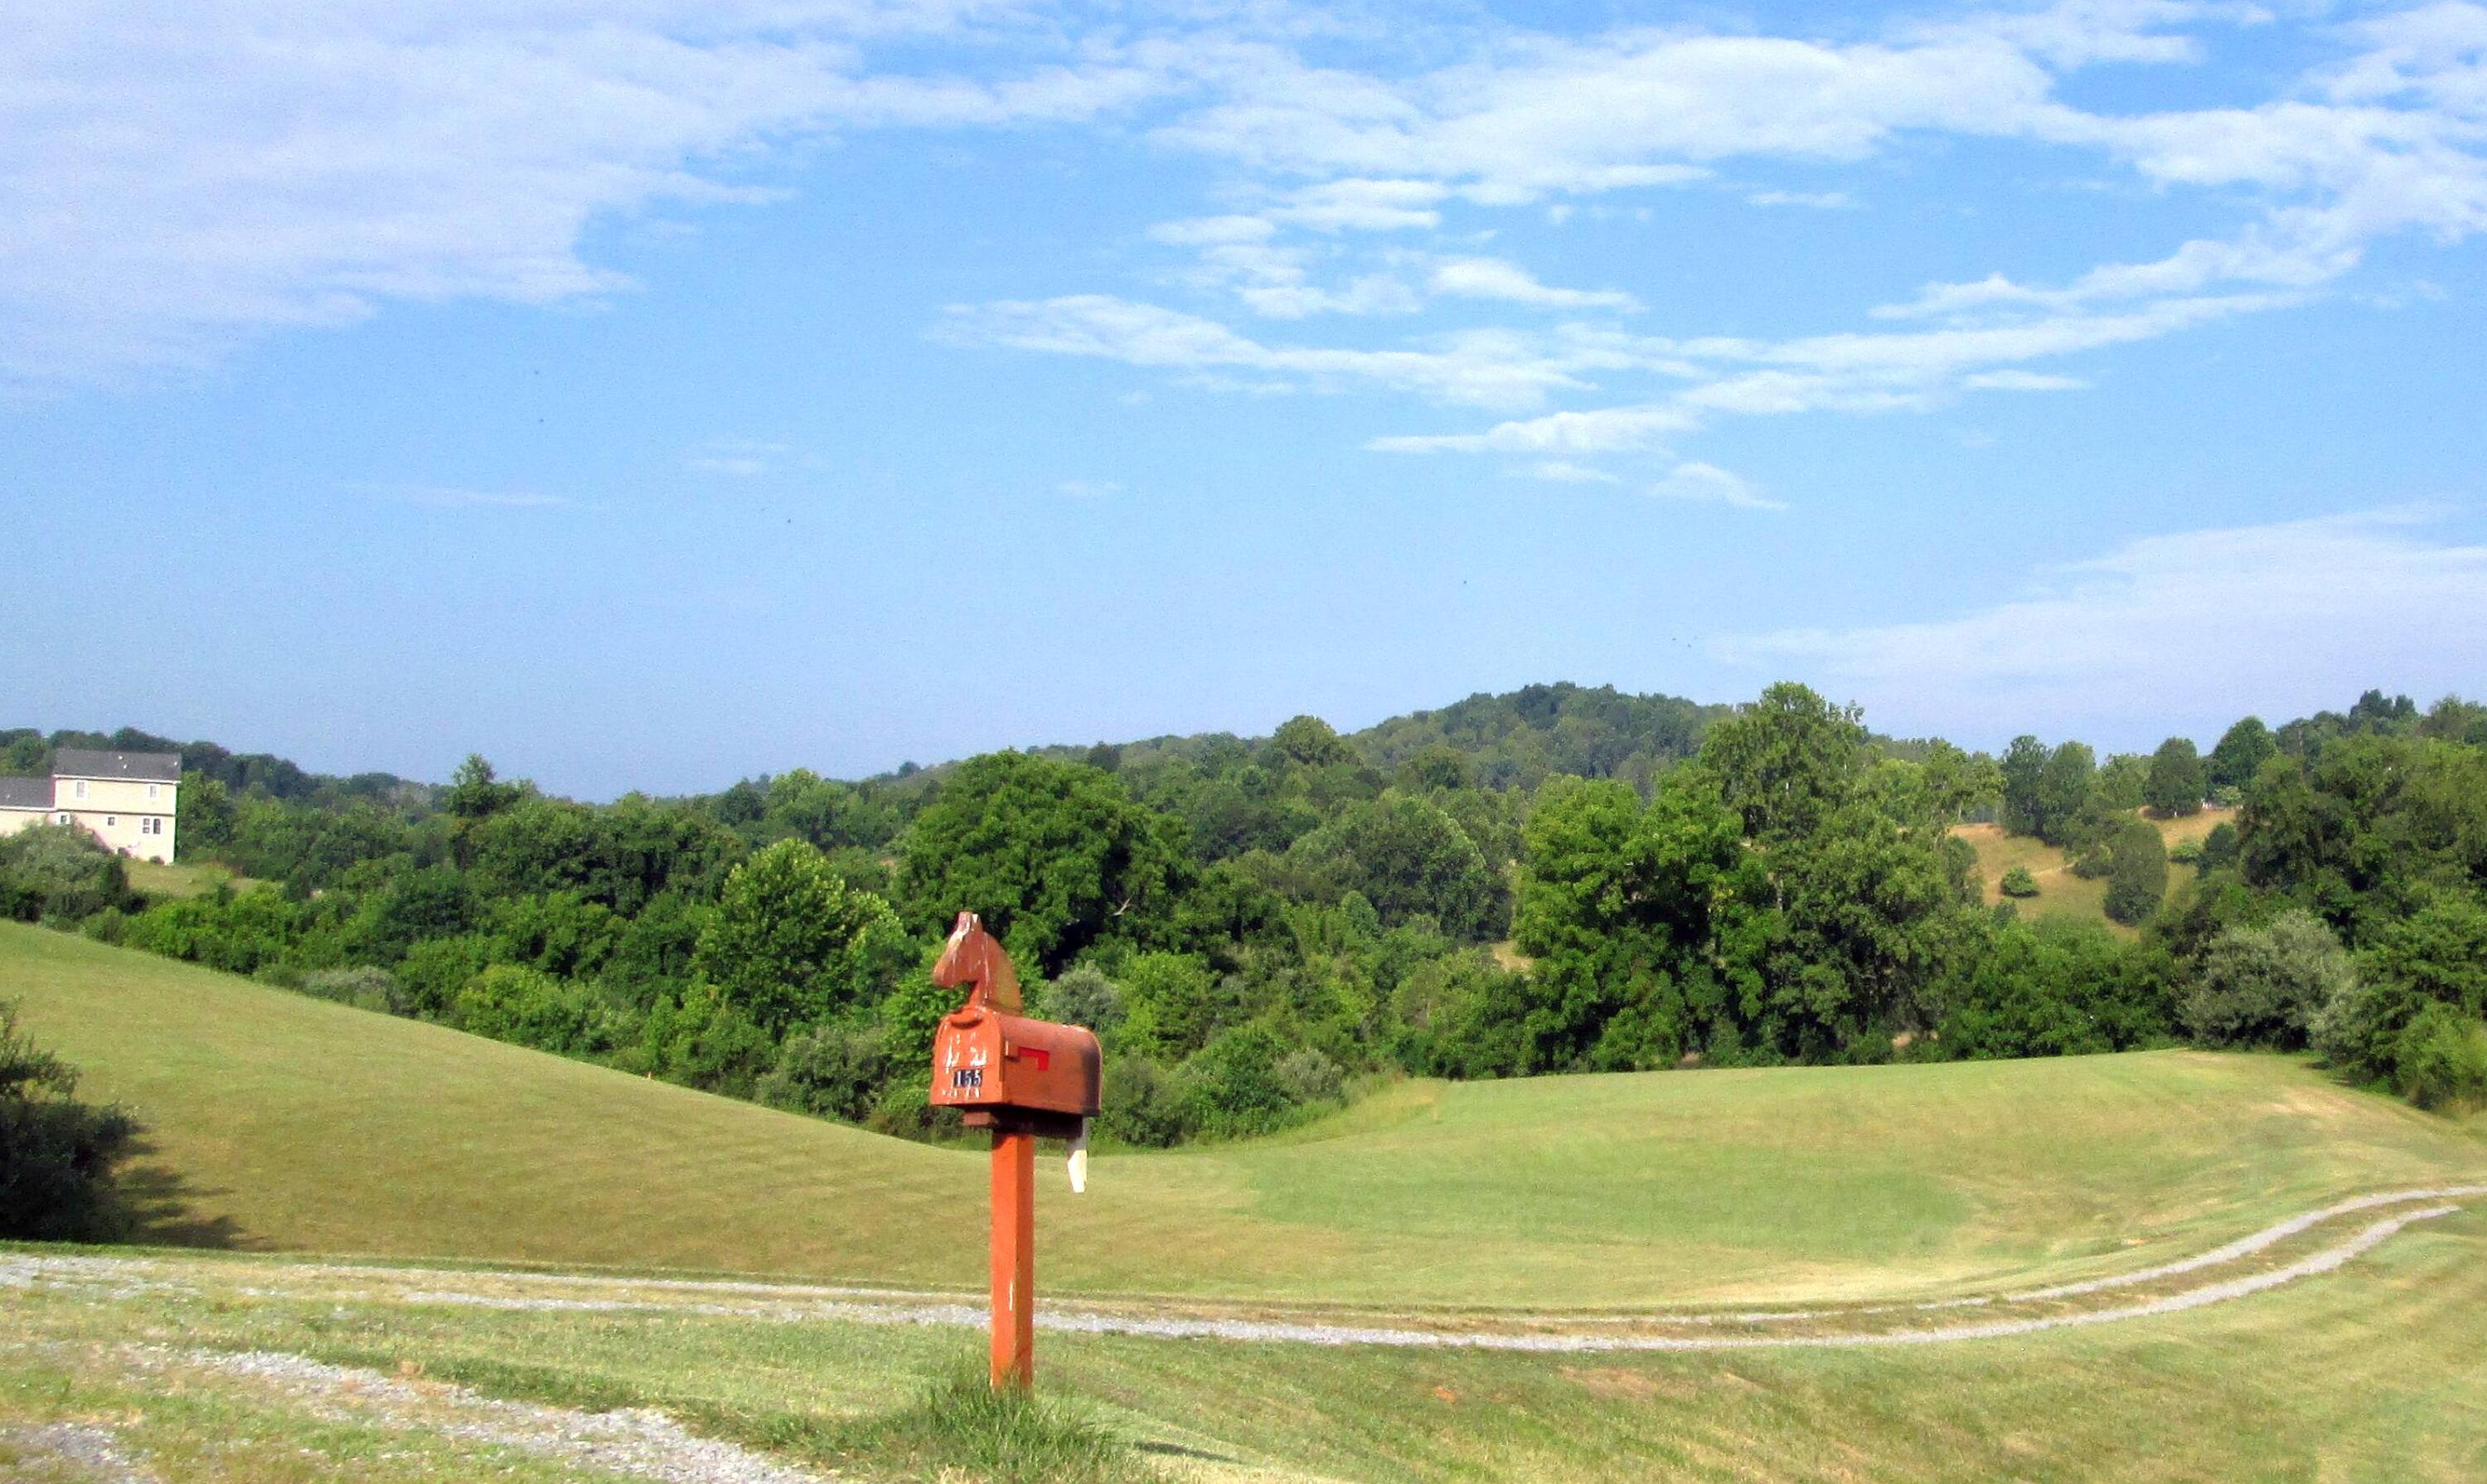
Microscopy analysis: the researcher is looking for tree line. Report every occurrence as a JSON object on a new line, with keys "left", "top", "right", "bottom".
{"left": 4, "top": 681, "right": 2482, "bottom": 1153}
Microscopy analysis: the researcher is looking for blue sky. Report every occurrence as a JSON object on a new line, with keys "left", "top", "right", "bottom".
{"left": 4, "top": 0, "right": 2485, "bottom": 797}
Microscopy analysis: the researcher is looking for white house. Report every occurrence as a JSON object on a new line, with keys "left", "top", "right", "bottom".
{"left": 0, "top": 749, "right": 182, "bottom": 863}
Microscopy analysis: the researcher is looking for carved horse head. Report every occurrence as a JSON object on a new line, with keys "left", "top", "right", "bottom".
{"left": 931, "top": 910, "right": 1022, "bottom": 1014}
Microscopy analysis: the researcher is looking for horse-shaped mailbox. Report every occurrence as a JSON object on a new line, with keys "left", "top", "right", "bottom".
{"left": 926, "top": 911, "right": 1103, "bottom": 1390}
{"left": 928, "top": 912, "right": 1102, "bottom": 1154}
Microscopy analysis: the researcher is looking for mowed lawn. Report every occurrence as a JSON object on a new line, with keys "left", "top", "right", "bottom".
{"left": 5, "top": 1200, "right": 2485, "bottom": 1482}
{"left": 5, "top": 922, "right": 2483, "bottom": 1310}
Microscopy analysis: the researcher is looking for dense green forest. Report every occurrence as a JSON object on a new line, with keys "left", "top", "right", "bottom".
{"left": 5, "top": 681, "right": 2484, "bottom": 1145}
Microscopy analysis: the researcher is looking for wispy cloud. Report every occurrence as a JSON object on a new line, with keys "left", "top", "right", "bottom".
{"left": 0, "top": 1, "right": 1177, "bottom": 387}
{"left": 686, "top": 439, "right": 790, "bottom": 478}
{"left": 1652, "top": 462, "right": 1784, "bottom": 511}
{"left": 1054, "top": 478, "right": 1124, "bottom": 498}
{"left": 1428, "top": 258, "right": 1640, "bottom": 311}
{"left": 1746, "top": 190, "right": 1856, "bottom": 209}
{"left": 1714, "top": 508, "right": 2487, "bottom": 735}
{"left": 938, "top": 294, "right": 1627, "bottom": 411}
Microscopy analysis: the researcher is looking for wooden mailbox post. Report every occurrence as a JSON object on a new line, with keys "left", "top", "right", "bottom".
{"left": 928, "top": 911, "right": 1101, "bottom": 1390}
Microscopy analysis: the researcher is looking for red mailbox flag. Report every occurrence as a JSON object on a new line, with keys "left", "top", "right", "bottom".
{"left": 928, "top": 912, "right": 1103, "bottom": 1390}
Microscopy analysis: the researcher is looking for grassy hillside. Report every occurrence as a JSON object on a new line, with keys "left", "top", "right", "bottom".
{"left": 7, "top": 923, "right": 2481, "bottom": 1312}
{"left": 124, "top": 858, "right": 268, "bottom": 900}
{"left": 1956, "top": 807, "right": 2231, "bottom": 929}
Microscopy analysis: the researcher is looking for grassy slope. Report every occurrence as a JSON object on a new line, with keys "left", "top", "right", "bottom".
{"left": 7, "top": 923, "right": 2482, "bottom": 1313}
{"left": 1956, "top": 807, "right": 2228, "bottom": 930}
{"left": 124, "top": 859, "right": 269, "bottom": 900}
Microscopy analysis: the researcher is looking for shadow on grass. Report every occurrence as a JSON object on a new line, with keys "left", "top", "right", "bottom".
{"left": 119, "top": 1137, "right": 254, "bottom": 1249}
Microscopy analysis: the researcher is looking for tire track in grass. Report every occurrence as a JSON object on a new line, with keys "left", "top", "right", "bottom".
{"left": 7, "top": 1186, "right": 2479, "bottom": 1355}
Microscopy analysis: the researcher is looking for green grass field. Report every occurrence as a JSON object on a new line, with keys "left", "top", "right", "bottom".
{"left": 7, "top": 922, "right": 2486, "bottom": 1482}
{"left": 5, "top": 921, "right": 2481, "bottom": 1308}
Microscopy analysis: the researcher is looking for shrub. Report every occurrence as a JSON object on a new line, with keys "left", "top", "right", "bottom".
{"left": 1180, "top": 1025, "right": 1298, "bottom": 1138}
{"left": 395, "top": 934, "right": 497, "bottom": 1020}
{"left": 1046, "top": 963, "right": 1125, "bottom": 1036}
{"left": 1998, "top": 866, "right": 2039, "bottom": 899}
{"left": 2168, "top": 837, "right": 2203, "bottom": 865}
{"left": 2314, "top": 896, "right": 2487, "bottom": 1084}
{"left": 1114, "top": 952, "right": 1219, "bottom": 1060}
{"left": 2103, "top": 819, "right": 2168, "bottom": 926}
{"left": 1096, "top": 1055, "right": 1194, "bottom": 1147}
{"left": 2198, "top": 821, "right": 2240, "bottom": 871}
{"left": 298, "top": 966, "right": 405, "bottom": 1015}
{"left": 0, "top": 825, "right": 133, "bottom": 924}
{"left": 2392, "top": 1003, "right": 2487, "bottom": 1113}
{"left": 454, "top": 963, "right": 600, "bottom": 1055}
{"left": 861, "top": 1067, "right": 964, "bottom": 1142}
{"left": 757, "top": 1021, "right": 890, "bottom": 1123}
{"left": 1274, "top": 1046, "right": 1345, "bottom": 1106}
{"left": 2068, "top": 846, "right": 2111, "bottom": 880}
{"left": 0, "top": 1001, "right": 138, "bottom": 1242}
{"left": 2184, "top": 910, "right": 2354, "bottom": 1049}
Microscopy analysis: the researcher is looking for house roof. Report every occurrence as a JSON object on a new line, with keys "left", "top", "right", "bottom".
{"left": 51, "top": 749, "right": 182, "bottom": 783}
{"left": 0, "top": 777, "right": 51, "bottom": 809}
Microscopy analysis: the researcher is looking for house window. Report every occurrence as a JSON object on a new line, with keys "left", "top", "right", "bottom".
{"left": 143, "top": 817, "right": 160, "bottom": 836}
{"left": 56, "top": 813, "right": 70, "bottom": 825}
{"left": 106, "top": 816, "right": 118, "bottom": 827}
{"left": 148, "top": 783, "right": 160, "bottom": 799}
{"left": 73, "top": 779, "right": 87, "bottom": 799}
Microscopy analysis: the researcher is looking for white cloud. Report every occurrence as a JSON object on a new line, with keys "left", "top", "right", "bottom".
{"left": 939, "top": 294, "right": 1609, "bottom": 410}
{"left": 1268, "top": 179, "right": 1448, "bottom": 232}
{"left": 1746, "top": 189, "right": 1856, "bottom": 209}
{"left": 686, "top": 439, "right": 788, "bottom": 477}
{"left": 1369, "top": 400, "right": 1696, "bottom": 454}
{"left": 1714, "top": 509, "right": 2487, "bottom": 736}
{"left": 1520, "top": 460, "right": 1621, "bottom": 483}
{"left": 1962, "top": 370, "right": 2091, "bottom": 390}
{"left": 0, "top": 1, "right": 1174, "bottom": 386}
{"left": 1054, "top": 478, "right": 1123, "bottom": 498}
{"left": 1428, "top": 258, "right": 1640, "bottom": 311}
{"left": 1651, "top": 462, "right": 1785, "bottom": 511}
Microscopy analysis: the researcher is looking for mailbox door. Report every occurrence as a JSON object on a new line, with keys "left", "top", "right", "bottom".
{"left": 930, "top": 1016, "right": 1003, "bottom": 1108}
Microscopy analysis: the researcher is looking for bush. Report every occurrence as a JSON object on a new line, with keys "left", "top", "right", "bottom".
{"left": 757, "top": 1020, "right": 890, "bottom": 1123}
{"left": 395, "top": 934, "right": 497, "bottom": 1020}
{"left": 1998, "top": 866, "right": 2039, "bottom": 898}
{"left": 2103, "top": 819, "right": 2168, "bottom": 926}
{"left": 1180, "top": 1025, "right": 1298, "bottom": 1138}
{"left": 2392, "top": 1003, "right": 2487, "bottom": 1112}
{"left": 2068, "top": 845, "right": 2111, "bottom": 880}
{"left": 1115, "top": 952, "right": 1219, "bottom": 1060}
{"left": 0, "top": 825, "right": 134, "bottom": 924}
{"left": 2184, "top": 910, "right": 2354, "bottom": 1049}
{"left": 2313, "top": 896, "right": 2487, "bottom": 1084}
{"left": 2198, "top": 821, "right": 2240, "bottom": 871}
{"left": 298, "top": 966, "right": 405, "bottom": 1015}
{"left": 454, "top": 963, "right": 600, "bottom": 1055}
{"left": 1096, "top": 1055, "right": 1194, "bottom": 1147}
{"left": 1047, "top": 963, "right": 1125, "bottom": 1036}
{"left": 2168, "top": 837, "right": 2203, "bottom": 865}
{"left": 1274, "top": 1046, "right": 1345, "bottom": 1105}
{"left": 0, "top": 1001, "right": 139, "bottom": 1242}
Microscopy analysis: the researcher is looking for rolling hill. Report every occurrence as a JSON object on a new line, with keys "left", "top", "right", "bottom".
{"left": 7, "top": 922, "right": 2480, "bottom": 1311}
